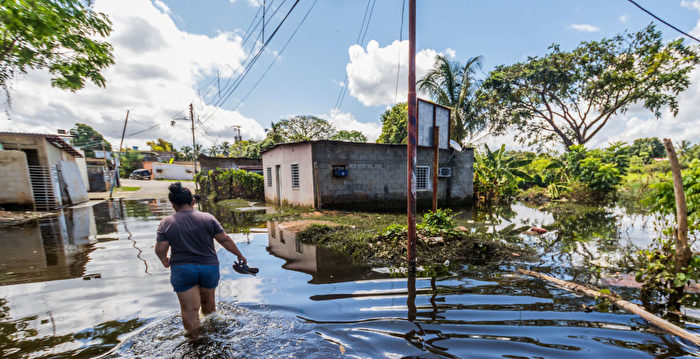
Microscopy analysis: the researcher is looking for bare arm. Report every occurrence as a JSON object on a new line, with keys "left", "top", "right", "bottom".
{"left": 155, "top": 241, "right": 170, "bottom": 268}
{"left": 214, "top": 232, "right": 247, "bottom": 264}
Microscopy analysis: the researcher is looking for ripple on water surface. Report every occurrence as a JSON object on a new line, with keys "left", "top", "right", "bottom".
{"left": 110, "top": 301, "right": 342, "bottom": 359}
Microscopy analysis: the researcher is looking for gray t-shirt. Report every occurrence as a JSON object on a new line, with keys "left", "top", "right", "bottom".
{"left": 156, "top": 210, "right": 225, "bottom": 266}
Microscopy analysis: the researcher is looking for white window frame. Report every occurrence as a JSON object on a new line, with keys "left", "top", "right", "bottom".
{"left": 290, "top": 163, "right": 300, "bottom": 189}
{"left": 266, "top": 167, "right": 272, "bottom": 187}
{"left": 416, "top": 165, "right": 430, "bottom": 191}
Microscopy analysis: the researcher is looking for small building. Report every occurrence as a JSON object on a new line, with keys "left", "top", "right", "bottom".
{"left": 140, "top": 151, "right": 175, "bottom": 163}
{"left": 198, "top": 155, "right": 263, "bottom": 175}
{"left": 143, "top": 161, "right": 194, "bottom": 180}
{"left": 85, "top": 158, "right": 112, "bottom": 192}
{"left": 261, "top": 140, "right": 474, "bottom": 209}
{"left": 0, "top": 132, "right": 89, "bottom": 210}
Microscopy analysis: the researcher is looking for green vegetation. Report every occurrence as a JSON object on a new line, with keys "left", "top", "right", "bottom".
{"left": 480, "top": 25, "right": 698, "bottom": 148}
{"left": 291, "top": 209, "right": 524, "bottom": 266}
{"left": 71, "top": 123, "right": 111, "bottom": 157}
{"left": 376, "top": 103, "right": 407, "bottom": 144}
{"left": 474, "top": 144, "right": 532, "bottom": 203}
{"left": 196, "top": 168, "right": 264, "bottom": 201}
{"left": 116, "top": 186, "right": 140, "bottom": 192}
{"left": 118, "top": 149, "right": 144, "bottom": 178}
{"left": 146, "top": 138, "right": 174, "bottom": 152}
{"left": 0, "top": 0, "right": 114, "bottom": 99}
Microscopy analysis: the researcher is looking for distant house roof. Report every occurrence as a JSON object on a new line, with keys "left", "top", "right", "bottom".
{"left": 0, "top": 131, "right": 84, "bottom": 158}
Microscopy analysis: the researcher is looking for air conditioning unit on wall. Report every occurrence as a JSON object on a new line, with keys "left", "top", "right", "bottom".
{"left": 438, "top": 167, "right": 451, "bottom": 177}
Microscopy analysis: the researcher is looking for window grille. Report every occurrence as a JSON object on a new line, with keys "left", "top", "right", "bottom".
{"left": 291, "top": 164, "right": 300, "bottom": 189}
{"left": 266, "top": 167, "right": 272, "bottom": 186}
{"left": 416, "top": 166, "right": 430, "bottom": 191}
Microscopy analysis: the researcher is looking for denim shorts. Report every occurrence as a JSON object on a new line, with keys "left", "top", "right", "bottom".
{"left": 170, "top": 264, "right": 220, "bottom": 292}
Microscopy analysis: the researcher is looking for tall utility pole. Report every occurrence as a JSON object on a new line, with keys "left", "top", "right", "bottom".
{"left": 262, "top": 0, "right": 266, "bottom": 42}
{"left": 110, "top": 110, "right": 129, "bottom": 199}
{"left": 190, "top": 103, "right": 198, "bottom": 191}
{"left": 406, "top": 0, "right": 417, "bottom": 267}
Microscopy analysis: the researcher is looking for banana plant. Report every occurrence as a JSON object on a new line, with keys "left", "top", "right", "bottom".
{"left": 474, "top": 144, "right": 533, "bottom": 202}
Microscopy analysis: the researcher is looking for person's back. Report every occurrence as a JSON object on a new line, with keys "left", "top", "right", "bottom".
{"left": 155, "top": 182, "right": 247, "bottom": 338}
{"left": 158, "top": 210, "right": 221, "bottom": 266}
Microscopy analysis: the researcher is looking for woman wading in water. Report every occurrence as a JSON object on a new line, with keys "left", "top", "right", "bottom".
{"left": 155, "top": 182, "right": 247, "bottom": 337}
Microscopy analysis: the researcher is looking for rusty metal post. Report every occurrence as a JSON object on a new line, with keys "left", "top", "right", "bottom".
{"left": 432, "top": 126, "right": 439, "bottom": 212}
{"left": 406, "top": 0, "right": 417, "bottom": 265}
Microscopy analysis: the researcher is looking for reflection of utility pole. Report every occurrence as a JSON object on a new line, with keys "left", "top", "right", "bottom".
{"left": 190, "top": 103, "right": 198, "bottom": 191}
{"left": 110, "top": 110, "right": 129, "bottom": 198}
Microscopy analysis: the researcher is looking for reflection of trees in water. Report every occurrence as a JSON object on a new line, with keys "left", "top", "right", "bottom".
{"left": 0, "top": 297, "right": 145, "bottom": 358}
{"left": 547, "top": 205, "right": 620, "bottom": 254}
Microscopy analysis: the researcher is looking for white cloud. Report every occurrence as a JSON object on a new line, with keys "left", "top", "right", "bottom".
{"left": 324, "top": 109, "right": 381, "bottom": 142}
{"left": 0, "top": 0, "right": 265, "bottom": 149}
{"left": 568, "top": 24, "right": 600, "bottom": 32}
{"left": 619, "top": 14, "right": 629, "bottom": 23}
{"left": 345, "top": 40, "right": 455, "bottom": 107}
{"left": 230, "top": 0, "right": 262, "bottom": 7}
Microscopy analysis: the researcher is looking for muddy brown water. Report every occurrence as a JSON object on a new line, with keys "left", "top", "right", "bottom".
{"left": 0, "top": 199, "right": 699, "bottom": 358}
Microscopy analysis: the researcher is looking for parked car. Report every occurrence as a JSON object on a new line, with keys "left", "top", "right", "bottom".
{"left": 129, "top": 169, "right": 152, "bottom": 180}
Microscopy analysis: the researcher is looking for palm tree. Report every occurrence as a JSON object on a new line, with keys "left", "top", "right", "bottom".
{"left": 418, "top": 55, "right": 486, "bottom": 145}
{"left": 180, "top": 145, "right": 193, "bottom": 161}
{"left": 219, "top": 141, "right": 231, "bottom": 157}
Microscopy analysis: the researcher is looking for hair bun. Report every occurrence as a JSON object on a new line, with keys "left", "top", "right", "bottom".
{"left": 168, "top": 182, "right": 184, "bottom": 194}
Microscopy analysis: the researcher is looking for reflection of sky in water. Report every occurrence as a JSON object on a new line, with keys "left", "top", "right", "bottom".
{"left": 1, "top": 200, "right": 699, "bottom": 358}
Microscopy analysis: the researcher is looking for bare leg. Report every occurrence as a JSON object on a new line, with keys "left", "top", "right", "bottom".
{"left": 176, "top": 285, "right": 201, "bottom": 337}
{"left": 199, "top": 287, "right": 216, "bottom": 315}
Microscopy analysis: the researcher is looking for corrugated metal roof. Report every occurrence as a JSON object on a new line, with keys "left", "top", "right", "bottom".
{"left": 0, "top": 131, "right": 83, "bottom": 158}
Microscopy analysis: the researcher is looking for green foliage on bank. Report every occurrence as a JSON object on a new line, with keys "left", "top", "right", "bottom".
{"left": 195, "top": 168, "right": 264, "bottom": 201}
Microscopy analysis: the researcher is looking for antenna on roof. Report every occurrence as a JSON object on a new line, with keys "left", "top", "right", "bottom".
{"left": 449, "top": 140, "right": 462, "bottom": 152}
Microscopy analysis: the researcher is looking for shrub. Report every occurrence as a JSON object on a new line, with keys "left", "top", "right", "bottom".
{"left": 196, "top": 168, "right": 264, "bottom": 201}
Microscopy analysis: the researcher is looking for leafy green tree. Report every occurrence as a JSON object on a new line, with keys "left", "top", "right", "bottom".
{"left": 565, "top": 145, "right": 627, "bottom": 197}
{"left": 376, "top": 103, "right": 407, "bottom": 144}
{"left": 630, "top": 137, "right": 665, "bottom": 163}
{"left": 332, "top": 130, "right": 367, "bottom": 142}
{"left": 70, "top": 123, "right": 111, "bottom": 157}
{"left": 179, "top": 145, "right": 193, "bottom": 161}
{"left": 418, "top": 55, "right": 489, "bottom": 145}
{"left": 146, "top": 138, "right": 174, "bottom": 152}
{"left": 271, "top": 115, "right": 335, "bottom": 142}
{"left": 0, "top": 0, "right": 114, "bottom": 100}
{"left": 480, "top": 25, "right": 698, "bottom": 148}
{"left": 219, "top": 141, "right": 231, "bottom": 156}
{"left": 118, "top": 149, "right": 143, "bottom": 177}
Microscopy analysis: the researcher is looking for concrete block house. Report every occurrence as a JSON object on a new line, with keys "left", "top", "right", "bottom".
{"left": 261, "top": 140, "right": 474, "bottom": 209}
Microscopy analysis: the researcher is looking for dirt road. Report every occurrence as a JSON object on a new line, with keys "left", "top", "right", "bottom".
{"left": 88, "top": 179, "right": 196, "bottom": 200}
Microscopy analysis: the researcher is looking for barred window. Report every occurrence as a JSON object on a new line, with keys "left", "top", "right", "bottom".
{"left": 416, "top": 166, "right": 430, "bottom": 191}
{"left": 291, "top": 164, "right": 300, "bottom": 189}
{"left": 266, "top": 167, "right": 272, "bottom": 186}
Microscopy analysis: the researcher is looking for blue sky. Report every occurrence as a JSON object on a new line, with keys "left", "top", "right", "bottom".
{"left": 3, "top": 0, "right": 699, "bottom": 150}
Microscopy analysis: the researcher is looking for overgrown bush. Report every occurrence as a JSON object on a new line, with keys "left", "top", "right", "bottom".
{"left": 196, "top": 168, "right": 264, "bottom": 201}
{"left": 474, "top": 144, "right": 532, "bottom": 203}
{"left": 635, "top": 225, "right": 700, "bottom": 308}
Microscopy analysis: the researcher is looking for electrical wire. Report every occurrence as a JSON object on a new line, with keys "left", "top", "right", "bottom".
{"left": 331, "top": 0, "right": 376, "bottom": 120}
{"left": 230, "top": 0, "right": 319, "bottom": 112}
{"left": 199, "top": 0, "right": 301, "bottom": 125}
{"left": 626, "top": 0, "right": 700, "bottom": 43}
{"left": 394, "top": 0, "right": 406, "bottom": 104}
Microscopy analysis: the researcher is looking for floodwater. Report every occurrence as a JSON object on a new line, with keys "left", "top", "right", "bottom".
{"left": 1, "top": 199, "right": 699, "bottom": 358}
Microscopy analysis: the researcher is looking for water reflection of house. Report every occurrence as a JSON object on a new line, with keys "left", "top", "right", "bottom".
{"left": 0, "top": 202, "right": 117, "bottom": 286}
{"left": 0, "top": 132, "right": 89, "bottom": 209}
{"left": 267, "top": 222, "right": 378, "bottom": 284}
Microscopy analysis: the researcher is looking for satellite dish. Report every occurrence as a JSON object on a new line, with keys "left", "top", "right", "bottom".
{"left": 449, "top": 140, "right": 462, "bottom": 152}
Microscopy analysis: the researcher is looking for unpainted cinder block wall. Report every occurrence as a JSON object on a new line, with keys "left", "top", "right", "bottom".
{"left": 311, "top": 141, "right": 473, "bottom": 210}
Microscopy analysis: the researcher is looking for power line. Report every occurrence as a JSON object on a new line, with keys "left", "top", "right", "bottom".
{"left": 394, "top": 0, "right": 406, "bottom": 104}
{"left": 199, "top": 0, "right": 301, "bottom": 125}
{"left": 231, "top": 0, "right": 319, "bottom": 111}
{"left": 331, "top": 0, "right": 376, "bottom": 120}
{"left": 625, "top": 0, "right": 700, "bottom": 43}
